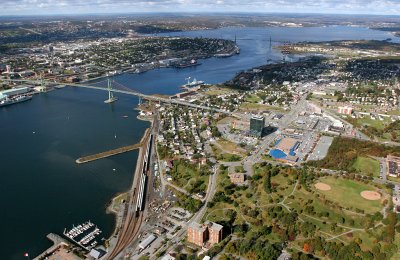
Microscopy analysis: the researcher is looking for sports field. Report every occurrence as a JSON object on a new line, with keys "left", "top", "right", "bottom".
{"left": 314, "top": 176, "right": 382, "bottom": 214}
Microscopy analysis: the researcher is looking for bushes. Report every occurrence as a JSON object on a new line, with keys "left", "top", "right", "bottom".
{"left": 307, "top": 137, "right": 400, "bottom": 172}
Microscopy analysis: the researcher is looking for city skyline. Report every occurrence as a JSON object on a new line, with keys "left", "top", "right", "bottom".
{"left": 2, "top": 0, "right": 400, "bottom": 16}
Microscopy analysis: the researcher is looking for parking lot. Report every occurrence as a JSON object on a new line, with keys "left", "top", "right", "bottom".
{"left": 307, "top": 136, "right": 334, "bottom": 161}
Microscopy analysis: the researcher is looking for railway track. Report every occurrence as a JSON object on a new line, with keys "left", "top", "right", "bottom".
{"left": 106, "top": 131, "right": 151, "bottom": 259}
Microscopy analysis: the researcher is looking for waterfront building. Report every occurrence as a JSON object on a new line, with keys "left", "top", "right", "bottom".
{"left": 250, "top": 115, "right": 265, "bottom": 137}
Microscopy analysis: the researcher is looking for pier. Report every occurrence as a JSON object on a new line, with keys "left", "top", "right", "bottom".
{"left": 76, "top": 143, "right": 142, "bottom": 164}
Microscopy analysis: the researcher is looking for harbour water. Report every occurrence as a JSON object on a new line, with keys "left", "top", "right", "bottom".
{"left": 0, "top": 26, "right": 397, "bottom": 259}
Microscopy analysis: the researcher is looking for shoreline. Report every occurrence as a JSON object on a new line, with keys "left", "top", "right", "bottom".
{"left": 34, "top": 111, "right": 154, "bottom": 259}
{"left": 103, "top": 114, "right": 153, "bottom": 253}
{"left": 78, "top": 43, "right": 239, "bottom": 85}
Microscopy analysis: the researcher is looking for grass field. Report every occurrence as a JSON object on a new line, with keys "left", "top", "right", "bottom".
{"left": 204, "top": 87, "right": 234, "bottom": 96}
{"left": 245, "top": 94, "right": 262, "bottom": 103}
{"left": 211, "top": 144, "right": 242, "bottom": 162}
{"left": 356, "top": 117, "right": 391, "bottom": 130}
{"left": 315, "top": 176, "right": 382, "bottom": 214}
{"left": 239, "top": 102, "right": 284, "bottom": 112}
{"left": 352, "top": 156, "right": 380, "bottom": 177}
{"left": 110, "top": 192, "right": 128, "bottom": 212}
{"left": 217, "top": 139, "right": 246, "bottom": 156}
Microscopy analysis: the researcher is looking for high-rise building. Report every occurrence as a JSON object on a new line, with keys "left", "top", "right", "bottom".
{"left": 207, "top": 222, "right": 223, "bottom": 245}
{"left": 187, "top": 222, "right": 208, "bottom": 247}
{"left": 187, "top": 221, "right": 223, "bottom": 247}
{"left": 250, "top": 115, "right": 265, "bottom": 137}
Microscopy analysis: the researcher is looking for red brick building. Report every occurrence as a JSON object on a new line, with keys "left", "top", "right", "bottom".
{"left": 187, "top": 221, "right": 223, "bottom": 247}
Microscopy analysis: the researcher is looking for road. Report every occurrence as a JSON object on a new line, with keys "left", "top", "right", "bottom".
{"left": 155, "top": 165, "right": 218, "bottom": 257}
{"left": 6, "top": 78, "right": 236, "bottom": 116}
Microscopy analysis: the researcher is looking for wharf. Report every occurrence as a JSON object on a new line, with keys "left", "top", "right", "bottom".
{"left": 76, "top": 143, "right": 141, "bottom": 164}
{"left": 33, "top": 233, "right": 70, "bottom": 260}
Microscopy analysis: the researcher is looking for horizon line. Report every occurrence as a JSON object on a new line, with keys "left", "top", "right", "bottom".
{"left": 1, "top": 11, "right": 400, "bottom": 18}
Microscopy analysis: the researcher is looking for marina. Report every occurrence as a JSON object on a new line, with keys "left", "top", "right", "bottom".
{"left": 63, "top": 221, "right": 103, "bottom": 250}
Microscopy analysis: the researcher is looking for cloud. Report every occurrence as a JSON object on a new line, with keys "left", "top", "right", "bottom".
{"left": 1, "top": 0, "right": 400, "bottom": 15}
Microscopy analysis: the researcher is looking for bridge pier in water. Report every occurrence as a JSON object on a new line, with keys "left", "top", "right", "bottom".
{"left": 104, "top": 78, "right": 118, "bottom": 104}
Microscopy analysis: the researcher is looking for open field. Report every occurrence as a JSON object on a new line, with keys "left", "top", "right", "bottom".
{"left": 204, "top": 86, "right": 235, "bottom": 96}
{"left": 211, "top": 143, "right": 242, "bottom": 162}
{"left": 314, "top": 182, "right": 331, "bottom": 191}
{"left": 352, "top": 156, "right": 380, "bottom": 177}
{"left": 216, "top": 139, "right": 247, "bottom": 156}
{"left": 244, "top": 94, "right": 262, "bottom": 103}
{"left": 315, "top": 176, "right": 382, "bottom": 214}
{"left": 169, "top": 160, "right": 209, "bottom": 194}
{"left": 239, "top": 102, "right": 285, "bottom": 112}
{"left": 110, "top": 192, "right": 128, "bottom": 213}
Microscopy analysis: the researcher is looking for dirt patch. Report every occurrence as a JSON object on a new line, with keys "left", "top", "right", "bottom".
{"left": 315, "top": 182, "right": 331, "bottom": 191}
{"left": 360, "top": 190, "right": 381, "bottom": 201}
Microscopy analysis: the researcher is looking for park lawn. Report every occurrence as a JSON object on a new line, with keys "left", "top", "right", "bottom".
{"left": 356, "top": 117, "right": 391, "bottom": 130}
{"left": 352, "top": 156, "right": 380, "bottom": 177}
{"left": 245, "top": 94, "right": 262, "bottom": 103}
{"left": 287, "top": 187, "right": 365, "bottom": 229}
{"left": 271, "top": 174, "right": 296, "bottom": 198}
{"left": 391, "top": 233, "right": 400, "bottom": 260}
{"left": 204, "top": 202, "right": 236, "bottom": 222}
{"left": 315, "top": 176, "right": 382, "bottom": 214}
{"left": 183, "top": 175, "right": 209, "bottom": 194}
{"left": 171, "top": 162, "right": 198, "bottom": 187}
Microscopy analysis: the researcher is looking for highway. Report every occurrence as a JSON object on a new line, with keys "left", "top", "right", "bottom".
{"left": 5, "top": 78, "right": 234, "bottom": 115}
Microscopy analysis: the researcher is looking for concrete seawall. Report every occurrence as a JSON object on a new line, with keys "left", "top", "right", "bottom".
{"left": 76, "top": 143, "right": 142, "bottom": 164}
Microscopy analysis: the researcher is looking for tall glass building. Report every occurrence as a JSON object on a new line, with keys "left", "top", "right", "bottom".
{"left": 250, "top": 115, "right": 265, "bottom": 137}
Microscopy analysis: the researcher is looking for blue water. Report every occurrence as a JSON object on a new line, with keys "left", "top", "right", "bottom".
{"left": 109, "top": 26, "right": 398, "bottom": 94}
{"left": 0, "top": 25, "right": 397, "bottom": 259}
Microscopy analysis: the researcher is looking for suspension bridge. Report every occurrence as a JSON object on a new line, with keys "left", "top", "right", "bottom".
{"left": 4, "top": 78, "right": 232, "bottom": 114}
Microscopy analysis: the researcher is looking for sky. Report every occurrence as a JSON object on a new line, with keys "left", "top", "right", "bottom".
{"left": 1, "top": 0, "right": 400, "bottom": 16}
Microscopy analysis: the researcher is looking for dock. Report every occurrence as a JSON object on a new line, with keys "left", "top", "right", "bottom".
{"left": 33, "top": 233, "right": 70, "bottom": 260}
{"left": 76, "top": 143, "right": 142, "bottom": 164}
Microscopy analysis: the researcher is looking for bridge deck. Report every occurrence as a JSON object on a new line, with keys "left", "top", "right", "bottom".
{"left": 76, "top": 143, "right": 142, "bottom": 164}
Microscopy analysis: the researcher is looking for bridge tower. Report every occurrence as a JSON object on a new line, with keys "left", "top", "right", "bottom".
{"left": 104, "top": 78, "right": 118, "bottom": 104}
{"left": 269, "top": 36, "right": 272, "bottom": 50}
